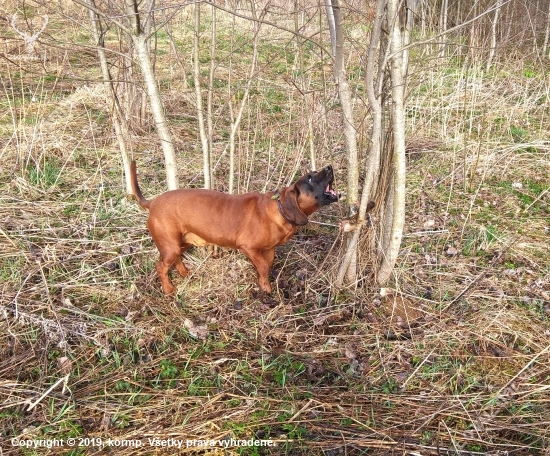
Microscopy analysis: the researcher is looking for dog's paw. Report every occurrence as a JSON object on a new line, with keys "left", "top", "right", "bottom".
{"left": 161, "top": 282, "right": 176, "bottom": 295}
{"left": 258, "top": 278, "right": 272, "bottom": 294}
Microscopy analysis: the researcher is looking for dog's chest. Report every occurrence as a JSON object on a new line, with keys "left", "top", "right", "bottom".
{"left": 274, "top": 226, "right": 296, "bottom": 246}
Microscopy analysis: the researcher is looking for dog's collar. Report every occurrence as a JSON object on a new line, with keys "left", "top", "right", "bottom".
{"left": 273, "top": 190, "right": 299, "bottom": 227}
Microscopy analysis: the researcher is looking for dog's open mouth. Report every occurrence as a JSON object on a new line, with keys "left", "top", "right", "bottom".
{"left": 324, "top": 182, "right": 338, "bottom": 199}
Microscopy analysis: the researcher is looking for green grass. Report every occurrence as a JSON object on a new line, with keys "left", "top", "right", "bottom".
{"left": 27, "top": 158, "right": 61, "bottom": 188}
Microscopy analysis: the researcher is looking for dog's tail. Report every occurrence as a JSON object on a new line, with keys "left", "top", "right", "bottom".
{"left": 130, "top": 161, "right": 152, "bottom": 210}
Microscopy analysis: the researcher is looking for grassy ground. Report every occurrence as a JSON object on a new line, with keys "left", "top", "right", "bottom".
{"left": 1, "top": 5, "right": 550, "bottom": 456}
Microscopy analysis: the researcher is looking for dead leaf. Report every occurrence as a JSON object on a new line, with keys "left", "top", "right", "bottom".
{"left": 57, "top": 356, "right": 72, "bottom": 374}
{"left": 326, "top": 337, "right": 338, "bottom": 347}
{"left": 125, "top": 310, "right": 138, "bottom": 322}
{"left": 446, "top": 246, "right": 459, "bottom": 256}
{"left": 423, "top": 219, "right": 435, "bottom": 229}
{"left": 313, "top": 312, "right": 330, "bottom": 326}
{"left": 183, "top": 318, "right": 209, "bottom": 340}
{"left": 424, "top": 254, "right": 437, "bottom": 264}
{"left": 344, "top": 343, "right": 357, "bottom": 360}
{"left": 313, "top": 309, "right": 349, "bottom": 326}
{"left": 295, "top": 269, "right": 307, "bottom": 280}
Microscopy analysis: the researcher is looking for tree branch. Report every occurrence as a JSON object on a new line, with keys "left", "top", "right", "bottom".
{"left": 72, "top": 0, "right": 132, "bottom": 35}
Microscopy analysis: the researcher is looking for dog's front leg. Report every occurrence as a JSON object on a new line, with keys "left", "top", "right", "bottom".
{"left": 239, "top": 247, "right": 272, "bottom": 293}
{"left": 261, "top": 248, "right": 275, "bottom": 270}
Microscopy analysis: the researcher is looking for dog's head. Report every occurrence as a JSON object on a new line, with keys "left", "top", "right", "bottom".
{"left": 279, "top": 165, "right": 338, "bottom": 226}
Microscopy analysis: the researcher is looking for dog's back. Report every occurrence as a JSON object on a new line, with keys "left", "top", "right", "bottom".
{"left": 147, "top": 188, "right": 275, "bottom": 249}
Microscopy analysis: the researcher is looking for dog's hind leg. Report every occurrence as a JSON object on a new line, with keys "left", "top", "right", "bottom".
{"left": 173, "top": 243, "right": 191, "bottom": 277}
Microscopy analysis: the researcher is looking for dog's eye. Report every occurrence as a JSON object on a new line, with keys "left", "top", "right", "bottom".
{"left": 307, "top": 176, "right": 313, "bottom": 183}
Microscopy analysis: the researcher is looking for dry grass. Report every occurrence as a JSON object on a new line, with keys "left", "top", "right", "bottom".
{"left": 1, "top": 3, "right": 550, "bottom": 456}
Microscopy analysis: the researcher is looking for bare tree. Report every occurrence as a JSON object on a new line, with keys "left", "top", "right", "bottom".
{"left": 328, "top": 0, "right": 359, "bottom": 210}
{"left": 86, "top": 0, "right": 133, "bottom": 195}
{"left": 140, "top": 0, "right": 156, "bottom": 126}
{"left": 193, "top": 1, "right": 212, "bottom": 189}
{"left": 332, "top": 0, "right": 410, "bottom": 288}
{"left": 376, "top": 0, "right": 409, "bottom": 284}
{"left": 542, "top": 0, "right": 550, "bottom": 57}
{"left": 207, "top": 0, "right": 217, "bottom": 186}
{"left": 486, "top": 0, "right": 503, "bottom": 70}
{"left": 123, "top": 0, "right": 178, "bottom": 190}
{"left": 324, "top": 0, "right": 336, "bottom": 56}
{"left": 76, "top": 0, "right": 179, "bottom": 189}
{"left": 438, "top": 0, "right": 448, "bottom": 58}
{"left": 326, "top": 0, "right": 360, "bottom": 284}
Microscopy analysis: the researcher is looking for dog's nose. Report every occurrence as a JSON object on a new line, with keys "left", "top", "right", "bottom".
{"left": 325, "top": 165, "right": 333, "bottom": 174}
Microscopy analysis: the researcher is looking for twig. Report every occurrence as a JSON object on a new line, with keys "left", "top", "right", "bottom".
{"left": 522, "top": 186, "right": 549, "bottom": 213}
{"left": 26, "top": 375, "right": 70, "bottom": 411}
{"left": 404, "top": 229, "right": 449, "bottom": 237}
{"left": 308, "top": 220, "right": 339, "bottom": 228}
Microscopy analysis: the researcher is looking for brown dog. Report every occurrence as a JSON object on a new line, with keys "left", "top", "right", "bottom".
{"left": 130, "top": 161, "right": 338, "bottom": 294}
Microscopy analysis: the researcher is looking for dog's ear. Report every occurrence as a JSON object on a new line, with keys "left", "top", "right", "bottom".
{"left": 280, "top": 185, "right": 309, "bottom": 226}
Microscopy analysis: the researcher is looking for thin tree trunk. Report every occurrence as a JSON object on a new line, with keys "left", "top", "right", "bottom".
{"left": 403, "top": 0, "right": 414, "bottom": 71}
{"left": 194, "top": 1, "right": 212, "bottom": 189}
{"left": 468, "top": 2, "right": 479, "bottom": 61}
{"left": 324, "top": 0, "right": 336, "bottom": 56}
{"left": 308, "top": 108, "right": 316, "bottom": 171}
{"left": 295, "top": 0, "right": 316, "bottom": 170}
{"left": 438, "top": 0, "right": 448, "bottom": 58}
{"left": 331, "top": 1, "right": 359, "bottom": 194}
{"left": 123, "top": 29, "right": 137, "bottom": 127}
{"left": 140, "top": 0, "right": 155, "bottom": 126}
{"left": 125, "top": 0, "right": 178, "bottom": 190}
{"left": 207, "top": 0, "right": 216, "bottom": 186}
{"left": 486, "top": 0, "right": 502, "bottom": 71}
{"left": 504, "top": 1, "right": 513, "bottom": 47}
{"left": 420, "top": 0, "right": 426, "bottom": 38}
{"left": 533, "top": 0, "right": 540, "bottom": 55}
{"left": 87, "top": 0, "right": 133, "bottom": 196}
{"left": 362, "top": 0, "right": 386, "bottom": 202}
{"left": 379, "top": 176, "right": 394, "bottom": 265}
{"left": 377, "top": 0, "right": 408, "bottom": 284}
{"left": 327, "top": 0, "right": 360, "bottom": 283}
{"left": 319, "top": 0, "right": 330, "bottom": 156}
{"left": 542, "top": 0, "right": 550, "bottom": 57}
